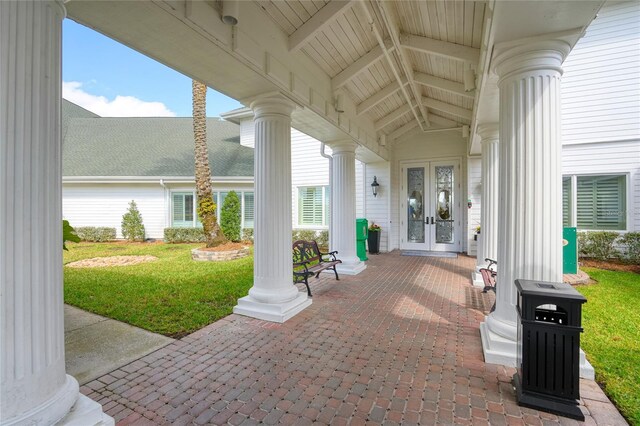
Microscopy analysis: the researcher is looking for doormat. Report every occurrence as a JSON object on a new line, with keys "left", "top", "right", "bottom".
{"left": 400, "top": 250, "right": 458, "bottom": 258}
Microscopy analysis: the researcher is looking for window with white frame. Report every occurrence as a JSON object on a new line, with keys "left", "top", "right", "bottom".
{"left": 172, "top": 190, "right": 254, "bottom": 228}
{"left": 562, "top": 174, "right": 627, "bottom": 230}
{"left": 298, "top": 186, "right": 329, "bottom": 227}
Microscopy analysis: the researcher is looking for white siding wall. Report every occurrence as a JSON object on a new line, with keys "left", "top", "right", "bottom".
{"left": 63, "top": 184, "right": 166, "bottom": 239}
{"left": 561, "top": 1, "right": 640, "bottom": 145}
{"left": 290, "top": 128, "right": 331, "bottom": 229}
{"left": 355, "top": 160, "right": 364, "bottom": 218}
{"left": 562, "top": 140, "right": 640, "bottom": 232}
{"left": 467, "top": 157, "right": 482, "bottom": 255}
{"left": 239, "top": 120, "right": 255, "bottom": 148}
{"left": 364, "top": 161, "right": 391, "bottom": 252}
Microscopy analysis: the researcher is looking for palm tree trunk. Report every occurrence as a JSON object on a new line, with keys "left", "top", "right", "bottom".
{"left": 193, "top": 80, "right": 226, "bottom": 247}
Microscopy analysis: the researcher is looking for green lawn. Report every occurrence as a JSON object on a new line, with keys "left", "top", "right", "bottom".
{"left": 577, "top": 268, "right": 640, "bottom": 425}
{"left": 63, "top": 242, "right": 253, "bottom": 337}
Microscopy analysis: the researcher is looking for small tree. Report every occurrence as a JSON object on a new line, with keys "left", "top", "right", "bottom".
{"left": 220, "top": 191, "right": 241, "bottom": 242}
{"left": 121, "top": 200, "right": 145, "bottom": 242}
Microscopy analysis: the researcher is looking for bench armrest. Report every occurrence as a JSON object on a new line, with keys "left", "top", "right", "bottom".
{"left": 320, "top": 250, "right": 338, "bottom": 261}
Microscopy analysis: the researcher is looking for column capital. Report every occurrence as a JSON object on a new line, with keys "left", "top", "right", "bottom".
{"left": 249, "top": 93, "right": 296, "bottom": 119}
{"left": 477, "top": 123, "right": 499, "bottom": 143}
{"left": 492, "top": 30, "right": 577, "bottom": 85}
{"left": 52, "top": 0, "right": 67, "bottom": 18}
{"left": 326, "top": 139, "right": 358, "bottom": 154}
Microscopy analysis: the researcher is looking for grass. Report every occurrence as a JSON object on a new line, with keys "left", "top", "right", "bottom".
{"left": 577, "top": 268, "right": 640, "bottom": 425}
{"left": 63, "top": 242, "right": 253, "bottom": 337}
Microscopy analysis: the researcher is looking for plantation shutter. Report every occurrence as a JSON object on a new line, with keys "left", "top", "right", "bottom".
{"left": 576, "top": 175, "right": 626, "bottom": 230}
{"left": 244, "top": 192, "right": 254, "bottom": 228}
{"left": 298, "top": 187, "right": 323, "bottom": 225}
{"left": 323, "top": 186, "right": 330, "bottom": 226}
{"left": 172, "top": 193, "right": 195, "bottom": 228}
{"left": 562, "top": 177, "right": 572, "bottom": 227}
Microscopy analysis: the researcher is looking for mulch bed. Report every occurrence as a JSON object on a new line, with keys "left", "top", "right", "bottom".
{"left": 66, "top": 255, "right": 158, "bottom": 268}
{"left": 580, "top": 259, "right": 640, "bottom": 274}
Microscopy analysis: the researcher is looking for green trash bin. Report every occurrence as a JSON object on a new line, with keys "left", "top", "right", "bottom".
{"left": 356, "top": 218, "right": 368, "bottom": 261}
{"left": 563, "top": 227, "right": 578, "bottom": 274}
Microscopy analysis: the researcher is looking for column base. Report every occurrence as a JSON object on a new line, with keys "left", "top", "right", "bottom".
{"left": 58, "top": 394, "right": 114, "bottom": 426}
{"left": 2, "top": 375, "right": 112, "bottom": 426}
{"left": 480, "top": 321, "right": 596, "bottom": 379}
{"left": 234, "top": 292, "right": 311, "bottom": 323}
{"left": 335, "top": 259, "right": 366, "bottom": 275}
{"left": 472, "top": 267, "right": 485, "bottom": 288}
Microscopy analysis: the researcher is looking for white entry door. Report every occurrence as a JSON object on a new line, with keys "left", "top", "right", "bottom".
{"left": 400, "top": 160, "right": 461, "bottom": 252}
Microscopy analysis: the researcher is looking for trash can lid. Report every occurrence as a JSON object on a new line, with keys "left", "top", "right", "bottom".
{"left": 515, "top": 279, "right": 586, "bottom": 301}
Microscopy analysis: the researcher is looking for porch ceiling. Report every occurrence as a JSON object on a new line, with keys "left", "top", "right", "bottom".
{"left": 65, "top": 0, "right": 604, "bottom": 160}
{"left": 259, "top": 0, "right": 484, "bottom": 135}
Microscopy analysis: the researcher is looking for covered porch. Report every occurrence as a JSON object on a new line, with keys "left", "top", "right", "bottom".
{"left": 80, "top": 254, "right": 622, "bottom": 424}
{"left": 1, "top": 0, "right": 612, "bottom": 423}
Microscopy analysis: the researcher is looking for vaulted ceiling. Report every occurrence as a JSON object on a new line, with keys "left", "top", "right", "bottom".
{"left": 258, "top": 0, "right": 484, "bottom": 139}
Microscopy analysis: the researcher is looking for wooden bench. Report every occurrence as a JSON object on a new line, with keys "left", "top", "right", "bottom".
{"left": 292, "top": 240, "right": 342, "bottom": 297}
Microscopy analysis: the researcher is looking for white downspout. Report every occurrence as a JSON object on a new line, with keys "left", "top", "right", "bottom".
{"left": 320, "top": 143, "right": 333, "bottom": 250}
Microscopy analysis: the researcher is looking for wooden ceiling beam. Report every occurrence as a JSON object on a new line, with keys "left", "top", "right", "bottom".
{"left": 401, "top": 33, "right": 480, "bottom": 65}
{"left": 374, "top": 104, "right": 412, "bottom": 131}
{"left": 428, "top": 114, "right": 460, "bottom": 128}
{"left": 422, "top": 97, "right": 473, "bottom": 121}
{"left": 289, "top": 1, "right": 354, "bottom": 52}
{"left": 356, "top": 77, "right": 408, "bottom": 116}
{"left": 413, "top": 72, "right": 474, "bottom": 99}
{"left": 332, "top": 39, "right": 393, "bottom": 90}
{"left": 388, "top": 120, "right": 420, "bottom": 140}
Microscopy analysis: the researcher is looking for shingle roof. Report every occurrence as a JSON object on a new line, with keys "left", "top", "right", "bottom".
{"left": 62, "top": 100, "right": 254, "bottom": 178}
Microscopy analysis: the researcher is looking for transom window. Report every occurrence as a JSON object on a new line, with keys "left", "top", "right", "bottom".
{"left": 298, "top": 186, "right": 329, "bottom": 227}
{"left": 562, "top": 174, "right": 627, "bottom": 230}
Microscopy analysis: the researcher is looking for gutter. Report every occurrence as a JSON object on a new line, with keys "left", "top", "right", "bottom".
{"left": 62, "top": 176, "right": 254, "bottom": 184}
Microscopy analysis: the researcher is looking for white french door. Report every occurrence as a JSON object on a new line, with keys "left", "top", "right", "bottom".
{"left": 400, "top": 160, "right": 461, "bottom": 252}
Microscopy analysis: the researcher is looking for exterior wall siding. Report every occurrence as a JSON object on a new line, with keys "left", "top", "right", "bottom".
{"left": 467, "top": 157, "right": 482, "bottom": 255}
{"left": 63, "top": 184, "right": 166, "bottom": 239}
{"left": 561, "top": 1, "right": 640, "bottom": 145}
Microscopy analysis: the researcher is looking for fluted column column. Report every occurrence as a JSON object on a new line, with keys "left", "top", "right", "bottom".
{"left": 234, "top": 95, "right": 311, "bottom": 322}
{"left": 0, "top": 2, "right": 112, "bottom": 425}
{"left": 472, "top": 124, "right": 500, "bottom": 286}
{"left": 328, "top": 140, "right": 366, "bottom": 275}
{"left": 480, "top": 34, "right": 571, "bottom": 366}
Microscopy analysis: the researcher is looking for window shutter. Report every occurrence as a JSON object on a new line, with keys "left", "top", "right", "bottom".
{"left": 577, "top": 175, "right": 626, "bottom": 230}
{"left": 185, "top": 194, "right": 194, "bottom": 222}
{"left": 299, "top": 187, "right": 323, "bottom": 225}
{"left": 173, "top": 194, "right": 184, "bottom": 223}
{"left": 562, "top": 177, "right": 572, "bottom": 227}
{"left": 244, "top": 193, "right": 254, "bottom": 228}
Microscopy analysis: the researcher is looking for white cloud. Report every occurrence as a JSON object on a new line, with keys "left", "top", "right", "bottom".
{"left": 63, "top": 81, "right": 176, "bottom": 117}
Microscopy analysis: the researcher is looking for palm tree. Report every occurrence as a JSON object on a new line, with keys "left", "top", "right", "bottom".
{"left": 192, "top": 80, "right": 226, "bottom": 247}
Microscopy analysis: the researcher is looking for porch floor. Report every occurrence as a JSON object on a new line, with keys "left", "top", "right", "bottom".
{"left": 81, "top": 252, "right": 626, "bottom": 425}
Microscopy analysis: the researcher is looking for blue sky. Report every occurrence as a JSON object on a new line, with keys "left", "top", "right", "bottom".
{"left": 63, "top": 19, "right": 242, "bottom": 117}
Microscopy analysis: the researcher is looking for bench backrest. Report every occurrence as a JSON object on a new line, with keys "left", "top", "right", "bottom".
{"left": 292, "top": 240, "right": 321, "bottom": 264}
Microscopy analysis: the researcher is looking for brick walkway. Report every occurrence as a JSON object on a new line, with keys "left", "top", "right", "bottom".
{"left": 81, "top": 252, "right": 626, "bottom": 425}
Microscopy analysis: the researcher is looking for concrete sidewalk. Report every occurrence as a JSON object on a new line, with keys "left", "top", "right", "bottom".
{"left": 64, "top": 305, "right": 174, "bottom": 385}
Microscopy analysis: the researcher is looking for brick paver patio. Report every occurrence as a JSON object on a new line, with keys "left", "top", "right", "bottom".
{"left": 81, "top": 252, "right": 626, "bottom": 425}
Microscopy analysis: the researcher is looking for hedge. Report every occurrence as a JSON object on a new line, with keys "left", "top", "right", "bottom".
{"left": 292, "top": 229, "right": 329, "bottom": 248}
{"left": 164, "top": 227, "right": 206, "bottom": 243}
{"left": 75, "top": 227, "right": 116, "bottom": 242}
{"left": 578, "top": 231, "right": 640, "bottom": 263}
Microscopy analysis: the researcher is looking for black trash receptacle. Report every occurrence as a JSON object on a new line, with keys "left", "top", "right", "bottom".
{"left": 514, "top": 279, "right": 586, "bottom": 421}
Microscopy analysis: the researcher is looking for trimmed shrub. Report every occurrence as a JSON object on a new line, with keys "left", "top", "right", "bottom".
{"left": 618, "top": 232, "right": 640, "bottom": 264}
{"left": 75, "top": 227, "right": 117, "bottom": 242}
{"left": 63, "top": 220, "right": 80, "bottom": 250}
{"left": 242, "top": 228, "right": 254, "bottom": 242}
{"left": 220, "top": 191, "right": 241, "bottom": 242}
{"left": 292, "top": 229, "right": 329, "bottom": 249}
{"left": 578, "top": 231, "right": 620, "bottom": 261}
{"left": 317, "top": 230, "right": 329, "bottom": 248}
{"left": 164, "top": 227, "right": 206, "bottom": 243}
{"left": 121, "top": 200, "right": 145, "bottom": 242}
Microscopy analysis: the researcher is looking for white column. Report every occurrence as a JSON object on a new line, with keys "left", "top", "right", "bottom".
{"left": 234, "top": 95, "right": 311, "bottom": 322}
{"left": 0, "top": 2, "right": 113, "bottom": 425}
{"left": 328, "top": 140, "right": 366, "bottom": 275}
{"left": 472, "top": 124, "right": 499, "bottom": 287}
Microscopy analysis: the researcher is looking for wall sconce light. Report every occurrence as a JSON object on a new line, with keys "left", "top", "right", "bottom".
{"left": 334, "top": 94, "right": 345, "bottom": 113}
{"left": 371, "top": 176, "right": 380, "bottom": 197}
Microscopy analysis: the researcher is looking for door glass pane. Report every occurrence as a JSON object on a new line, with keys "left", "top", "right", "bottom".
{"left": 435, "top": 166, "right": 454, "bottom": 244}
{"left": 407, "top": 167, "right": 425, "bottom": 243}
